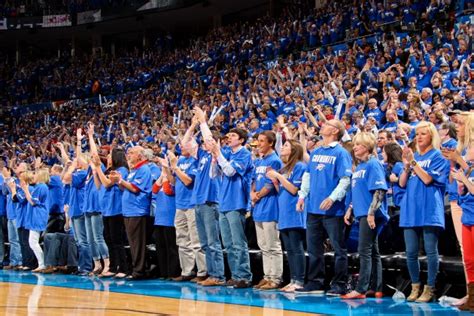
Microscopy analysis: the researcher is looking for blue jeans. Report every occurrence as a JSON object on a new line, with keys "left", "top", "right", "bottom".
{"left": 280, "top": 228, "right": 306, "bottom": 285}
{"left": 7, "top": 219, "right": 22, "bottom": 266}
{"left": 404, "top": 226, "right": 440, "bottom": 287}
{"left": 306, "top": 214, "right": 348, "bottom": 287}
{"left": 72, "top": 215, "right": 92, "bottom": 272}
{"left": 44, "top": 233, "right": 78, "bottom": 267}
{"left": 195, "top": 203, "right": 225, "bottom": 280}
{"left": 356, "top": 216, "right": 383, "bottom": 293}
{"left": 219, "top": 210, "right": 252, "bottom": 282}
{"left": 84, "top": 212, "right": 109, "bottom": 261}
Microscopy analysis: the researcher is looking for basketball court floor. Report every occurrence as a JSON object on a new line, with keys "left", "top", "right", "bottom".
{"left": 0, "top": 270, "right": 466, "bottom": 315}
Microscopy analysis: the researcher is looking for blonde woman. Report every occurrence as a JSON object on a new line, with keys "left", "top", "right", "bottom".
{"left": 342, "top": 132, "right": 388, "bottom": 299}
{"left": 399, "top": 121, "right": 449, "bottom": 303}
{"left": 20, "top": 168, "right": 50, "bottom": 272}
{"left": 442, "top": 113, "right": 474, "bottom": 307}
{"left": 444, "top": 113, "right": 474, "bottom": 310}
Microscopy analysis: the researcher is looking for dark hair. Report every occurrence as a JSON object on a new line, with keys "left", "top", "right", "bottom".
{"left": 229, "top": 128, "right": 248, "bottom": 144}
{"left": 281, "top": 139, "right": 304, "bottom": 175}
{"left": 259, "top": 131, "right": 276, "bottom": 149}
{"left": 110, "top": 147, "right": 129, "bottom": 172}
{"left": 383, "top": 142, "right": 402, "bottom": 166}
{"left": 440, "top": 122, "right": 457, "bottom": 139}
{"left": 378, "top": 130, "right": 394, "bottom": 141}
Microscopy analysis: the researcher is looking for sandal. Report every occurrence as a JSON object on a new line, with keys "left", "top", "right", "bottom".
{"left": 99, "top": 271, "right": 116, "bottom": 278}
{"left": 114, "top": 272, "right": 128, "bottom": 279}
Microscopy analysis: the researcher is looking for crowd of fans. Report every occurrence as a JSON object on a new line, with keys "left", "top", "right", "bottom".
{"left": 0, "top": 0, "right": 473, "bottom": 311}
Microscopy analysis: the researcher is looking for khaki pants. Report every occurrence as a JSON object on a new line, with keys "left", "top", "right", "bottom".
{"left": 255, "top": 221, "right": 283, "bottom": 283}
{"left": 174, "top": 208, "right": 207, "bottom": 277}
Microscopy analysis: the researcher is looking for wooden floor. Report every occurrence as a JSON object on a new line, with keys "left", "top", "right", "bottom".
{"left": 0, "top": 282, "right": 319, "bottom": 316}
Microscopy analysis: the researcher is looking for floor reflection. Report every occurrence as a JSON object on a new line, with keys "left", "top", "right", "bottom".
{"left": 0, "top": 270, "right": 466, "bottom": 315}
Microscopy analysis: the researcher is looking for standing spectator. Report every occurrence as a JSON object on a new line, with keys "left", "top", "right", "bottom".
{"left": 46, "top": 164, "right": 65, "bottom": 234}
{"left": 93, "top": 148, "right": 130, "bottom": 278}
{"left": 342, "top": 132, "right": 388, "bottom": 299}
{"left": 152, "top": 162, "right": 181, "bottom": 279}
{"left": 2, "top": 167, "right": 22, "bottom": 269}
{"left": 168, "top": 141, "right": 207, "bottom": 282}
{"left": 22, "top": 168, "right": 50, "bottom": 272}
{"left": 192, "top": 109, "right": 226, "bottom": 286}
{"left": 296, "top": 119, "right": 352, "bottom": 295}
{"left": 111, "top": 146, "right": 152, "bottom": 280}
{"left": 208, "top": 128, "right": 254, "bottom": 288}
{"left": 399, "top": 121, "right": 448, "bottom": 302}
{"left": 266, "top": 140, "right": 306, "bottom": 292}
{"left": 251, "top": 131, "right": 284, "bottom": 290}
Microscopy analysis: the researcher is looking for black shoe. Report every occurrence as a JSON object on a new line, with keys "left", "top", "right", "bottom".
{"left": 233, "top": 280, "right": 252, "bottom": 289}
{"left": 326, "top": 284, "right": 347, "bottom": 296}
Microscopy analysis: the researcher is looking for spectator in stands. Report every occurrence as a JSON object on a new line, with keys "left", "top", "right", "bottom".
{"left": 152, "top": 160, "right": 181, "bottom": 280}
{"left": 192, "top": 109, "right": 226, "bottom": 287}
{"left": 22, "top": 168, "right": 50, "bottom": 272}
{"left": 342, "top": 132, "right": 388, "bottom": 299}
{"left": 1, "top": 166, "right": 22, "bottom": 270}
{"left": 208, "top": 128, "right": 253, "bottom": 289}
{"left": 167, "top": 135, "right": 207, "bottom": 283}
{"left": 92, "top": 147, "right": 130, "bottom": 278}
{"left": 296, "top": 119, "right": 352, "bottom": 295}
{"left": 266, "top": 139, "right": 306, "bottom": 292}
{"left": 111, "top": 146, "right": 151, "bottom": 280}
{"left": 251, "top": 131, "right": 283, "bottom": 290}
{"left": 399, "top": 121, "right": 448, "bottom": 302}
{"left": 451, "top": 113, "right": 474, "bottom": 311}
{"left": 46, "top": 164, "right": 65, "bottom": 234}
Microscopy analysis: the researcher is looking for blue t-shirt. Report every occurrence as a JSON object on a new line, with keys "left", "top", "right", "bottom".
{"left": 399, "top": 149, "right": 448, "bottom": 228}
{"left": 122, "top": 162, "right": 152, "bottom": 217}
{"left": 175, "top": 156, "right": 196, "bottom": 209}
{"left": 252, "top": 151, "right": 282, "bottom": 222}
{"left": 99, "top": 167, "right": 129, "bottom": 217}
{"left": 382, "top": 121, "right": 398, "bottom": 133}
{"left": 25, "top": 183, "right": 49, "bottom": 232}
{"left": 148, "top": 162, "right": 161, "bottom": 181}
{"left": 191, "top": 148, "right": 219, "bottom": 205}
{"left": 390, "top": 162, "right": 406, "bottom": 207}
{"left": 307, "top": 143, "right": 353, "bottom": 216}
{"left": 459, "top": 168, "right": 474, "bottom": 226}
{"left": 69, "top": 170, "right": 87, "bottom": 218}
{"left": 153, "top": 186, "right": 176, "bottom": 227}
{"left": 217, "top": 146, "right": 253, "bottom": 212}
{"left": 4, "top": 181, "right": 16, "bottom": 220}
{"left": 351, "top": 157, "right": 389, "bottom": 222}
{"left": 441, "top": 138, "right": 459, "bottom": 202}
{"left": 364, "top": 108, "right": 384, "bottom": 125}
{"left": 47, "top": 175, "right": 64, "bottom": 214}
{"left": 83, "top": 166, "right": 106, "bottom": 213}
{"left": 15, "top": 185, "right": 29, "bottom": 228}
{"left": 277, "top": 161, "right": 307, "bottom": 230}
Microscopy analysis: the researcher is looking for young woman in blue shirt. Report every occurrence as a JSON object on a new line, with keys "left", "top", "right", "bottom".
{"left": 342, "top": 132, "right": 388, "bottom": 299}
{"left": 266, "top": 139, "right": 306, "bottom": 292}
{"left": 399, "top": 121, "right": 448, "bottom": 303}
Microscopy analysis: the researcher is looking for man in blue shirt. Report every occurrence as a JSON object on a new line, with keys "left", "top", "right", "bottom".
{"left": 296, "top": 119, "right": 352, "bottom": 295}
{"left": 167, "top": 145, "right": 207, "bottom": 282}
{"left": 193, "top": 109, "right": 226, "bottom": 286}
{"left": 112, "top": 146, "right": 152, "bottom": 280}
{"left": 251, "top": 131, "right": 283, "bottom": 290}
{"left": 208, "top": 127, "right": 254, "bottom": 288}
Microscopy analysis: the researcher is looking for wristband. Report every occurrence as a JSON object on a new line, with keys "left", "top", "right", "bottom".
{"left": 118, "top": 179, "right": 123, "bottom": 185}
